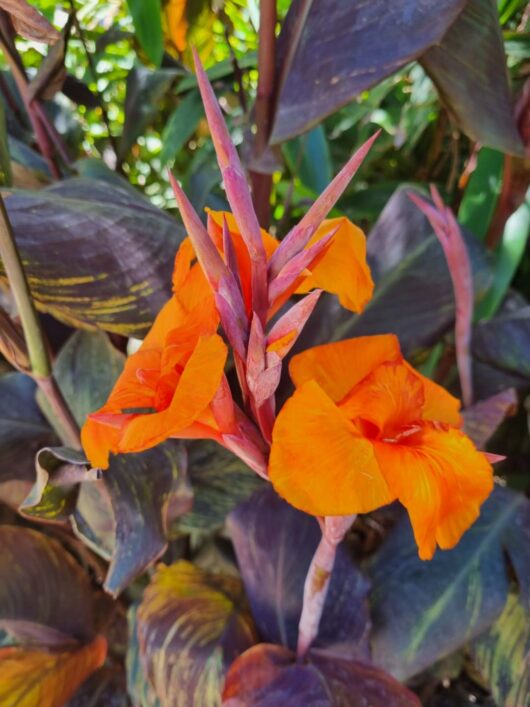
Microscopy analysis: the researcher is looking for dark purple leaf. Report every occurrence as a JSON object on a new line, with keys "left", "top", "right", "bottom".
{"left": 0, "top": 373, "right": 57, "bottom": 490}
{"left": 0, "top": 525, "right": 94, "bottom": 643}
{"left": 271, "top": 0, "right": 466, "bottom": 143}
{"left": 228, "top": 486, "right": 371, "bottom": 658}
{"left": 300, "top": 187, "right": 492, "bottom": 356}
{"left": 463, "top": 388, "right": 518, "bottom": 449}
{"left": 421, "top": 0, "right": 523, "bottom": 156}
{"left": 3, "top": 178, "right": 183, "bottom": 337}
{"left": 222, "top": 643, "right": 420, "bottom": 706}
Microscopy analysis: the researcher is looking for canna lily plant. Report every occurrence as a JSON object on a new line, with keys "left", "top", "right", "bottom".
{"left": 82, "top": 50, "right": 495, "bottom": 670}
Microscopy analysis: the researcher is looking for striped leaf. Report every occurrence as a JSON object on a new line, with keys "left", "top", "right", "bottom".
{"left": 137, "top": 561, "right": 257, "bottom": 706}
{"left": 471, "top": 593, "right": 530, "bottom": 707}
{"left": 0, "top": 636, "right": 107, "bottom": 707}
{"left": 0, "top": 525, "right": 94, "bottom": 643}
{"left": 368, "top": 486, "right": 530, "bottom": 680}
{"left": 3, "top": 178, "right": 184, "bottom": 337}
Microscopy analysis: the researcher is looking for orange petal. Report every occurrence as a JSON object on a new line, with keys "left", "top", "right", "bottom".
{"left": 81, "top": 416, "right": 122, "bottom": 469}
{"left": 339, "top": 361, "right": 424, "bottom": 436}
{"left": 373, "top": 424, "right": 493, "bottom": 560}
{"left": 289, "top": 334, "right": 401, "bottom": 403}
{"left": 269, "top": 381, "right": 393, "bottom": 515}
{"left": 142, "top": 296, "right": 183, "bottom": 350}
{"left": 119, "top": 334, "right": 228, "bottom": 453}
{"left": 207, "top": 210, "right": 279, "bottom": 257}
{"left": 295, "top": 217, "right": 374, "bottom": 313}
{"left": 404, "top": 362, "right": 462, "bottom": 427}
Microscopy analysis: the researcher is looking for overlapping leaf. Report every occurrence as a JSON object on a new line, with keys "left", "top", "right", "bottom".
{"left": 176, "top": 441, "right": 264, "bottom": 534}
{"left": 0, "top": 525, "right": 94, "bottom": 643}
{"left": 471, "top": 593, "right": 530, "bottom": 707}
{"left": 421, "top": 0, "right": 523, "bottom": 156}
{"left": 137, "top": 560, "right": 257, "bottom": 706}
{"left": 35, "top": 330, "right": 186, "bottom": 595}
{"left": 222, "top": 643, "right": 420, "bottom": 706}
{"left": 271, "top": 0, "right": 521, "bottom": 153}
{"left": 228, "top": 486, "right": 370, "bottom": 658}
{"left": 3, "top": 178, "right": 183, "bottom": 337}
{"left": 271, "top": 0, "right": 466, "bottom": 143}
{"left": 319, "top": 187, "right": 493, "bottom": 355}
{"left": 0, "top": 373, "right": 56, "bottom": 489}
{"left": 368, "top": 486, "right": 530, "bottom": 680}
{"left": 0, "top": 637, "right": 107, "bottom": 707}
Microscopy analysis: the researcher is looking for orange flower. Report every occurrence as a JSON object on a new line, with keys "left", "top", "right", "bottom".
{"left": 269, "top": 334, "right": 494, "bottom": 560}
{"left": 81, "top": 239, "right": 230, "bottom": 469}
{"left": 206, "top": 210, "right": 374, "bottom": 319}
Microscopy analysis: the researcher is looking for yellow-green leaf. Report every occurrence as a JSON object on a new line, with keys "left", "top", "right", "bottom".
{"left": 137, "top": 561, "right": 257, "bottom": 706}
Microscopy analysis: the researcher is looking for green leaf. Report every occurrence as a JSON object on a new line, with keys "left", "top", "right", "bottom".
{"left": 160, "top": 90, "right": 204, "bottom": 166}
{"left": 421, "top": 0, "right": 523, "bottom": 155}
{"left": 458, "top": 148, "right": 504, "bottom": 241}
{"left": 176, "top": 441, "right": 264, "bottom": 534}
{"left": 471, "top": 593, "right": 530, "bottom": 706}
{"left": 127, "top": 607, "right": 161, "bottom": 707}
{"left": 282, "top": 126, "right": 332, "bottom": 194}
{"left": 137, "top": 561, "right": 257, "bottom": 706}
{"left": 476, "top": 191, "right": 530, "bottom": 320}
{"left": 368, "top": 486, "right": 530, "bottom": 680}
{"left": 20, "top": 446, "right": 97, "bottom": 523}
{"left": 3, "top": 178, "right": 183, "bottom": 337}
{"left": 126, "top": 0, "right": 164, "bottom": 66}
{"left": 119, "top": 66, "right": 181, "bottom": 161}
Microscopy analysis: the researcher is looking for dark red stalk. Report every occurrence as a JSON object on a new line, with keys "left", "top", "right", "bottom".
{"left": 250, "top": 0, "right": 277, "bottom": 228}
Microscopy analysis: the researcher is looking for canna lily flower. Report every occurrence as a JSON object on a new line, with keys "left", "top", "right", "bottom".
{"left": 269, "top": 334, "right": 494, "bottom": 560}
{"left": 206, "top": 210, "right": 374, "bottom": 320}
{"left": 82, "top": 239, "right": 229, "bottom": 469}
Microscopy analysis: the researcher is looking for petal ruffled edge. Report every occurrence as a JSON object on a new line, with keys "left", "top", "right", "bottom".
{"left": 373, "top": 424, "right": 493, "bottom": 559}
{"left": 269, "top": 380, "right": 393, "bottom": 516}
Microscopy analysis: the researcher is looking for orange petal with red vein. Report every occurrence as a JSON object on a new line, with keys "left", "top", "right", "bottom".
{"left": 403, "top": 361, "right": 462, "bottom": 427}
{"left": 289, "top": 334, "right": 401, "bottom": 403}
{"left": 269, "top": 380, "right": 393, "bottom": 516}
{"left": 119, "top": 334, "right": 228, "bottom": 452}
{"left": 373, "top": 424, "right": 493, "bottom": 560}
{"left": 296, "top": 217, "right": 374, "bottom": 313}
{"left": 339, "top": 361, "right": 425, "bottom": 436}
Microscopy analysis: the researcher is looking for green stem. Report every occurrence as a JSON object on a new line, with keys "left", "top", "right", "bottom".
{"left": 0, "top": 194, "right": 49, "bottom": 378}
{"left": 0, "top": 193, "right": 81, "bottom": 449}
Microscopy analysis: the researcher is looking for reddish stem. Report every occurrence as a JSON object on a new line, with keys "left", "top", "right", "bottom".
{"left": 296, "top": 515, "right": 355, "bottom": 659}
{"left": 250, "top": 0, "right": 277, "bottom": 227}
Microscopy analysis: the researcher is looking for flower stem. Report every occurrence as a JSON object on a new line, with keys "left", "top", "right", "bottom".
{"left": 0, "top": 193, "right": 81, "bottom": 449}
{"left": 296, "top": 515, "right": 355, "bottom": 659}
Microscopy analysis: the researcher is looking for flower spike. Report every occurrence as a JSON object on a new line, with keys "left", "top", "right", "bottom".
{"left": 408, "top": 187, "right": 473, "bottom": 408}
{"left": 269, "top": 130, "right": 380, "bottom": 278}
{"left": 192, "top": 49, "right": 268, "bottom": 323}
